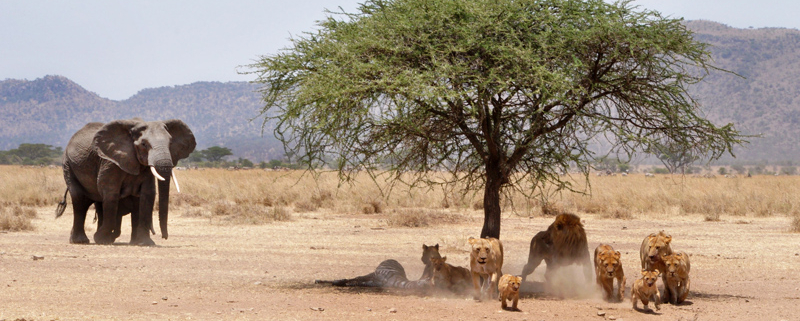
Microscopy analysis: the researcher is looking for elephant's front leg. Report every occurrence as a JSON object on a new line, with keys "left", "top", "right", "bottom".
{"left": 131, "top": 182, "right": 156, "bottom": 246}
{"left": 131, "top": 196, "right": 155, "bottom": 246}
{"left": 94, "top": 194, "right": 121, "bottom": 245}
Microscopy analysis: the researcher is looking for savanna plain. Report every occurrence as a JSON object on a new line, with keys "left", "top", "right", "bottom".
{"left": 1, "top": 166, "right": 800, "bottom": 320}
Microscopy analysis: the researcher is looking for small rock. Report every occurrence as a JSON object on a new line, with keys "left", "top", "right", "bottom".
{"left": 608, "top": 316, "right": 617, "bottom": 320}
{"left": 745, "top": 299, "right": 749, "bottom": 303}
{"left": 310, "top": 307, "right": 324, "bottom": 311}
{"left": 152, "top": 301, "right": 158, "bottom": 305}
{"left": 253, "top": 281, "right": 263, "bottom": 286}
{"left": 622, "top": 226, "right": 627, "bottom": 230}
{"left": 32, "top": 255, "right": 44, "bottom": 261}
{"left": 367, "top": 308, "right": 372, "bottom": 311}
{"left": 597, "top": 311, "right": 606, "bottom": 316}
{"left": 388, "top": 308, "right": 397, "bottom": 313}
{"left": 162, "top": 296, "right": 168, "bottom": 301}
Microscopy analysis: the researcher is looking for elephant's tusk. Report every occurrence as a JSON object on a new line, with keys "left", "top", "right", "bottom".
{"left": 150, "top": 166, "right": 166, "bottom": 181}
{"left": 172, "top": 170, "right": 181, "bottom": 193}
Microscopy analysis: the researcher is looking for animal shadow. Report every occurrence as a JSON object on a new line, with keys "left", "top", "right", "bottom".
{"left": 519, "top": 280, "right": 553, "bottom": 300}
{"left": 632, "top": 306, "right": 662, "bottom": 315}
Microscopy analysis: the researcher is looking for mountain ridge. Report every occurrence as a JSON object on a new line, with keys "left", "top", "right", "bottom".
{"left": 2, "top": 20, "right": 800, "bottom": 163}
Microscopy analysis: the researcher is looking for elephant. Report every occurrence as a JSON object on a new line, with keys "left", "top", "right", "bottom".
{"left": 55, "top": 118, "right": 196, "bottom": 245}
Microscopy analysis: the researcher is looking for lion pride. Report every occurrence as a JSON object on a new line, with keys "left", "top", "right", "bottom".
{"left": 594, "top": 244, "right": 626, "bottom": 302}
{"left": 468, "top": 237, "right": 503, "bottom": 300}
{"left": 520, "top": 213, "right": 592, "bottom": 284}
{"left": 661, "top": 251, "right": 691, "bottom": 304}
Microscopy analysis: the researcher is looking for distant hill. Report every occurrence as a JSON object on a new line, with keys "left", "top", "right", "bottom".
{"left": 2, "top": 20, "right": 800, "bottom": 163}
{"left": 0, "top": 75, "right": 283, "bottom": 162}
{"left": 685, "top": 20, "right": 800, "bottom": 162}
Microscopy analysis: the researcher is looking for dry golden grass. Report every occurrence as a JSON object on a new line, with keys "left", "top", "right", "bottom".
{"left": 0, "top": 204, "right": 37, "bottom": 231}
{"left": 4, "top": 166, "right": 800, "bottom": 230}
{"left": 0, "top": 166, "right": 63, "bottom": 207}
{"left": 791, "top": 214, "right": 800, "bottom": 233}
{"left": 385, "top": 208, "right": 468, "bottom": 228}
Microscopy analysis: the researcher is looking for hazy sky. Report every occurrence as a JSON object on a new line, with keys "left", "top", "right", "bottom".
{"left": 2, "top": 0, "right": 798, "bottom": 101}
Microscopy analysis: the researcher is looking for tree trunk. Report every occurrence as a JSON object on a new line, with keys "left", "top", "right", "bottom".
{"left": 480, "top": 159, "right": 504, "bottom": 239}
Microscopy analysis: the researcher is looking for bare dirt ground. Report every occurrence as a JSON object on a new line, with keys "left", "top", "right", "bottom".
{"left": 2, "top": 207, "right": 800, "bottom": 321}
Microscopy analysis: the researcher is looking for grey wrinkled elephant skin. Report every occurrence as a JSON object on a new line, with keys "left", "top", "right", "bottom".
{"left": 55, "top": 118, "right": 196, "bottom": 246}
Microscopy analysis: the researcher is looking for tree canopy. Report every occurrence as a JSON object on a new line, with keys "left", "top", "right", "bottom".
{"left": 249, "top": 0, "right": 743, "bottom": 238}
{"left": 0, "top": 143, "right": 62, "bottom": 165}
{"left": 201, "top": 146, "right": 233, "bottom": 162}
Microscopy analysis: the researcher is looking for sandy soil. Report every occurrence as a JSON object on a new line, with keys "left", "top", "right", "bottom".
{"left": 2, "top": 208, "right": 799, "bottom": 321}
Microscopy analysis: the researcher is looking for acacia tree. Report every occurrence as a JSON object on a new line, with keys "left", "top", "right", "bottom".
{"left": 648, "top": 140, "right": 700, "bottom": 174}
{"left": 249, "top": 0, "right": 742, "bottom": 238}
{"left": 201, "top": 146, "right": 233, "bottom": 162}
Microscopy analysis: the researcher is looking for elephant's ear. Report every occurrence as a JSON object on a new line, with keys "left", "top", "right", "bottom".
{"left": 164, "top": 119, "right": 197, "bottom": 161}
{"left": 94, "top": 119, "right": 141, "bottom": 175}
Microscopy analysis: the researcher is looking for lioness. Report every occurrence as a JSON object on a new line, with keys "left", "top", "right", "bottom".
{"left": 640, "top": 231, "right": 673, "bottom": 299}
{"left": 420, "top": 243, "right": 442, "bottom": 279}
{"left": 468, "top": 237, "right": 504, "bottom": 300}
{"left": 662, "top": 251, "right": 691, "bottom": 304}
{"left": 594, "top": 244, "right": 626, "bottom": 302}
{"left": 498, "top": 274, "right": 522, "bottom": 311}
{"left": 430, "top": 256, "right": 472, "bottom": 294}
{"left": 640, "top": 231, "right": 673, "bottom": 272}
{"left": 631, "top": 269, "right": 661, "bottom": 311}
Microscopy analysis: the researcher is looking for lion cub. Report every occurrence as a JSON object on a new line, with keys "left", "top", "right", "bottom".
{"left": 594, "top": 244, "right": 626, "bottom": 302}
{"left": 430, "top": 256, "right": 472, "bottom": 294}
{"left": 631, "top": 269, "right": 661, "bottom": 311}
{"left": 662, "top": 251, "right": 691, "bottom": 304}
{"left": 498, "top": 274, "right": 522, "bottom": 311}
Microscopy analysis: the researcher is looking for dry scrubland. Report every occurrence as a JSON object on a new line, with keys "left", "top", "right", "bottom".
{"left": 3, "top": 165, "right": 800, "bottom": 320}
{"left": 2, "top": 165, "right": 800, "bottom": 231}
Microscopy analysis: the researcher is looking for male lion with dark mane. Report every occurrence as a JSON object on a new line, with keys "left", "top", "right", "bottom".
{"left": 520, "top": 213, "right": 592, "bottom": 284}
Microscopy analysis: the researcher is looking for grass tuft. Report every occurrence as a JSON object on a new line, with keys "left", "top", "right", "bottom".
{"left": 0, "top": 205, "right": 36, "bottom": 231}
{"left": 791, "top": 215, "right": 800, "bottom": 233}
{"left": 209, "top": 202, "right": 292, "bottom": 224}
{"left": 704, "top": 212, "right": 721, "bottom": 222}
{"left": 385, "top": 208, "right": 466, "bottom": 228}
{"left": 601, "top": 207, "right": 633, "bottom": 220}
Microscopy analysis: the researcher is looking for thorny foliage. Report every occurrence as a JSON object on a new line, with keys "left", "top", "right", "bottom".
{"left": 248, "top": 0, "right": 744, "bottom": 206}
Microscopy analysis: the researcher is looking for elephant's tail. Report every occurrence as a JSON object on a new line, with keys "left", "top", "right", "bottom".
{"left": 55, "top": 188, "right": 68, "bottom": 218}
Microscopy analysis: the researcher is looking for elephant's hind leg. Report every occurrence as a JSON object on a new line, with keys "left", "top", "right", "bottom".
{"left": 69, "top": 195, "right": 93, "bottom": 244}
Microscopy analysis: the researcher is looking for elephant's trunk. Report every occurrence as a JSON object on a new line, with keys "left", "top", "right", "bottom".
{"left": 150, "top": 153, "right": 174, "bottom": 240}
{"left": 157, "top": 169, "right": 170, "bottom": 240}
